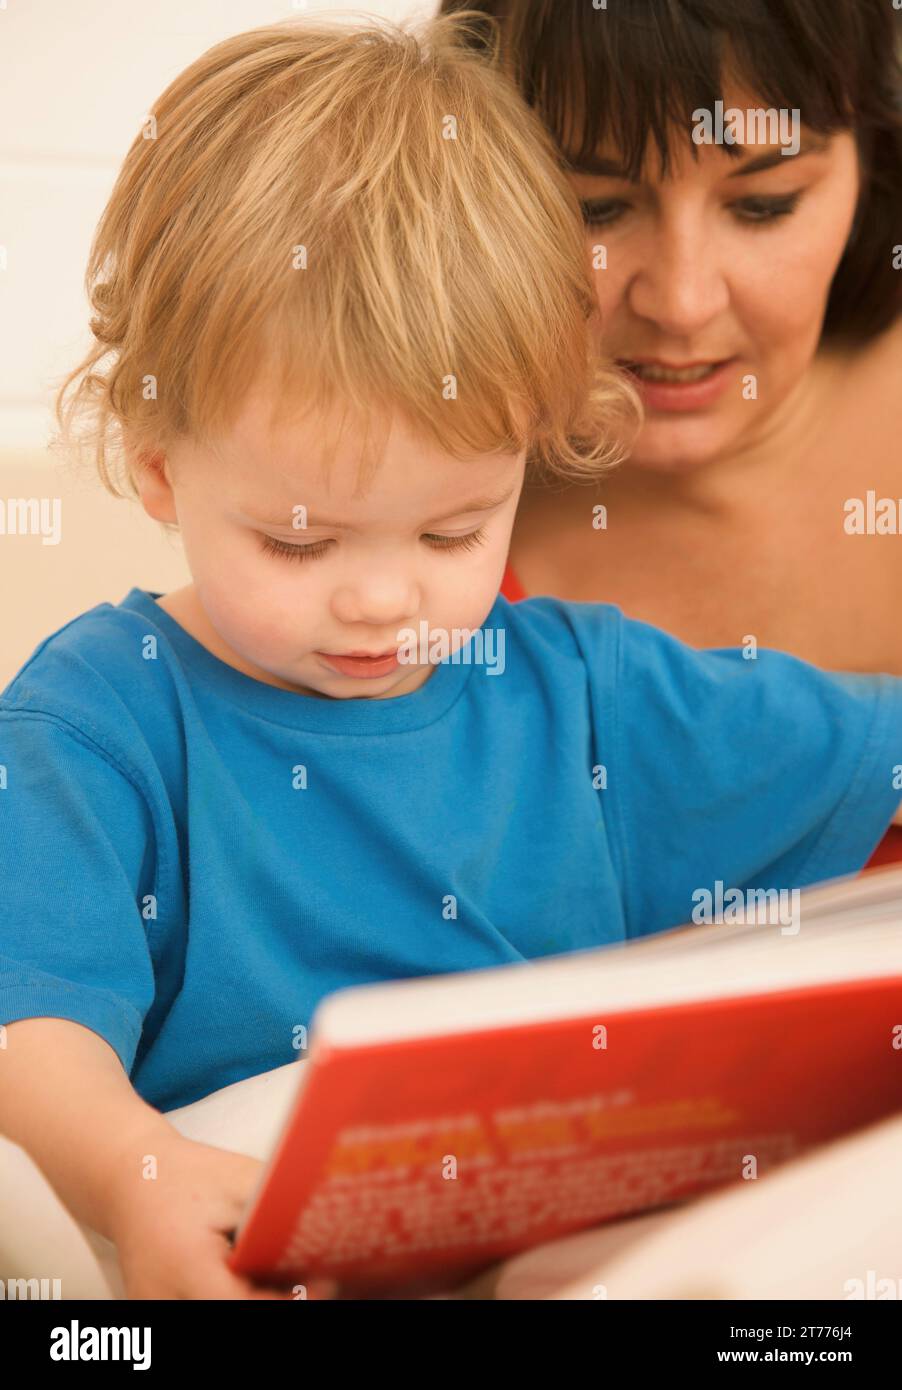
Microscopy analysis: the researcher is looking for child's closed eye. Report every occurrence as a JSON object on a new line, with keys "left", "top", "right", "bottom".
{"left": 257, "top": 529, "right": 486, "bottom": 562}
{"left": 258, "top": 534, "right": 334, "bottom": 563}
{"left": 420, "top": 528, "right": 486, "bottom": 554}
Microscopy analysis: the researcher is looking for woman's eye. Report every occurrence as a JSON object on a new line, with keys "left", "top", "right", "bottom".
{"left": 579, "top": 198, "right": 631, "bottom": 227}
{"left": 731, "top": 191, "right": 803, "bottom": 223}
{"left": 578, "top": 190, "right": 803, "bottom": 228}
{"left": 259, "top": 534, "right": 334, "bottom": 563}
{"left": 422, "top": 528, "right": 486, "bottom": 554}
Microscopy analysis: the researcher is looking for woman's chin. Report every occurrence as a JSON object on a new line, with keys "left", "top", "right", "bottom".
{"left": 624, "top": 414, "right": 746, "bottom": 474}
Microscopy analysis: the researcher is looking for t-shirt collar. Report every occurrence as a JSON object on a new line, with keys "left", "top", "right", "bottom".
{"left": 120, "top": 587, "right": 486, "bottom": 734}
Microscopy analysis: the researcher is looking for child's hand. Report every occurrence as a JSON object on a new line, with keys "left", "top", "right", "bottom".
{"left": 105, "top": 1128, "right": 336, "bottom": 1300}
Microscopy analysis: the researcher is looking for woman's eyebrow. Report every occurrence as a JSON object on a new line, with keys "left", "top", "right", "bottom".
{"left": 570, "top": 133, "right": 829, "bottom": 182}
{"left": 567, "top": 155, "right": 635, "bottom": 180}
{"left": 728, "top": 136, "right": 829, "bottom": 177}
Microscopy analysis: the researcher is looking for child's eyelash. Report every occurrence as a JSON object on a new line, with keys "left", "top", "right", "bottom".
{"left": 259, "top": 534, "right": 333, "bottom": 563}
{"left": 422, "top": 528, "right": 486, "bottom": 553}
{"left": 258, "top": 528, "right": 486, "bottom": 562}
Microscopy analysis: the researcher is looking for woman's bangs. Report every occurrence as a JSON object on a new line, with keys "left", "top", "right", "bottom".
{"left": 516, "top": 0, "right": 856, "bottom": 176}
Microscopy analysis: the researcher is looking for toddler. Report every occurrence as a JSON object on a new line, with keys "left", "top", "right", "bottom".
{"left": 2, "top": 16, "right": 901, "bottom": 1299}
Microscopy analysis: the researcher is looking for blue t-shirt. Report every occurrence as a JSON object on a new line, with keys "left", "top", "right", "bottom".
{"left": 1, "top": 587, "right": 900, "bottom": 1110}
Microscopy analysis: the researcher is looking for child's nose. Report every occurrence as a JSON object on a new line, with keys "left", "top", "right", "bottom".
{"left": 331, "top": 573, "right": 420, "bottom": 627}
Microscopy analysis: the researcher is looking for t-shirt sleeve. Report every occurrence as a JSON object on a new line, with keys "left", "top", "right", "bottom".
{"left": 601, "top": 613, "right": 902, "bottom": 939}
{"left": 0, "top": 711, "right": 157, "bottom": 1074}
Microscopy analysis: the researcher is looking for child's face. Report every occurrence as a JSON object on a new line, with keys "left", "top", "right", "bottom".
{"left": 139, "top": 384, "right": 525, "bottom": 699}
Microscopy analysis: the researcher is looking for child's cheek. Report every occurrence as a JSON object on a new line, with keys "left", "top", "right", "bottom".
{"left": 433, "top": 563, "right": 504, "bottom": 641}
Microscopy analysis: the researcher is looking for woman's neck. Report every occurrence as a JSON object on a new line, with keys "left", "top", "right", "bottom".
{"left": 508, "top": 321, "right": 902, "bottom": 672}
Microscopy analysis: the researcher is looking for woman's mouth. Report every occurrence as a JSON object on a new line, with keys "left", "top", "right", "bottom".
{"left": 619, "top": 358, "right": 737, "bottom": 412}
{"left": 317, "top": 650, "right": 400, "bottom": 679}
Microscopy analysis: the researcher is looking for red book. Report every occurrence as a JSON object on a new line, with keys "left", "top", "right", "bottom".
{"left": 228, "top": 864, "right": 902, "bottom": 1298}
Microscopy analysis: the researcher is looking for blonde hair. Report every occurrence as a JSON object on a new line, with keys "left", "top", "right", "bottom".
{"left": 52, "top": 10, "right": 640, "bottom": 500}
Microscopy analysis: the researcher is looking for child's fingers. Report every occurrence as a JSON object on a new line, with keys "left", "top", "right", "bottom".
{"left": 206, "top": 1229, "right": 339, "bottom": 1299}
{"left": 218, "top": 1255, "right": 339, "bottom": 1300}
{"left": 197, "top": 1264, "right": 294, "bottom": 1300}
{"left": 235, "top": 1274, "right": 337, "bottom": 1300}
{"left": 242, "top": 1281, "right": 295, "bottom": 1300}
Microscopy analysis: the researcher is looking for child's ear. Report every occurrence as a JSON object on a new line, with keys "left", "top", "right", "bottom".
{"left": 134, "top": 450, "right": 178, "bottom": 525}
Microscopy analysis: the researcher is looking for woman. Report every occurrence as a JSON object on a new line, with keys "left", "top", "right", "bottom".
{"left": 443, "top": 0, "right": 902, "bottom": 862}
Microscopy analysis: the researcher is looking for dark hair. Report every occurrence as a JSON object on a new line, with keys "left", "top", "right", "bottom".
{"left": 439, "top": 0, "right": 902, "bottom": 343}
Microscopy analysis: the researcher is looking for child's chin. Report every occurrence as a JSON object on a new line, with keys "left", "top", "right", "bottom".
{"left": 318, "top": 669, "right": 424, "bottom": 699}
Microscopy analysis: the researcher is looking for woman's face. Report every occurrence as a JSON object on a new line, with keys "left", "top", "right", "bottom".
{"left": 568, "top": 84, "right": 861, "bottom": 472}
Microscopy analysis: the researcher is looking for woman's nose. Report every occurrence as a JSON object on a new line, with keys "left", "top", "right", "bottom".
{"left": 626, "top": 223, "right": 730, "bottom": 338}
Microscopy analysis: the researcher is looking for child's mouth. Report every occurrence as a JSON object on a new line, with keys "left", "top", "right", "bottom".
{"left": 317, "top": 650, "right": 401, "bottom": 679}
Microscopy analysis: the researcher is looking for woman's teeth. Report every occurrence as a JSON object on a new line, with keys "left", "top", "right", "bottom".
{"left": 629, "top": 362, "right": 721, "bottom": 383}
